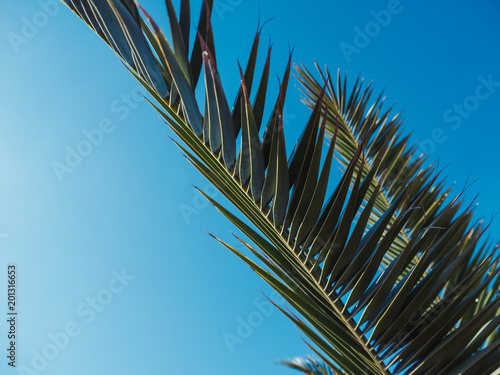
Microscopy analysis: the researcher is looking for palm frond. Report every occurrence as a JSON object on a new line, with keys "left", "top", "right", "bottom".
{"left": 295, "top": 63, "right": 500, "bottom": 340}
{"left": 295, "top": 64, "right": 454, "bottom": 271}
{"left": 61, "top": 1, "right": 500, "bottom": 374}
{"left": 280, "top": 356, "right": 340, "bottom": 375}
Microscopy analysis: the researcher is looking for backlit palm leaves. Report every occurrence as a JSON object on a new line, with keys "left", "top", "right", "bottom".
{"left": 61, "top": 1, "right": 500, "bottom": 374}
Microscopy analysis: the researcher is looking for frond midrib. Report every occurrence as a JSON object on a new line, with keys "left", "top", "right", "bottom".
{"left": 201, "top": 140, "right": 392, "bottom": 375}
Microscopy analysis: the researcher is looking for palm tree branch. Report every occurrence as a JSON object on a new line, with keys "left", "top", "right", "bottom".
{"left": 61, "top": 1, "right": 500, "bottom": 374}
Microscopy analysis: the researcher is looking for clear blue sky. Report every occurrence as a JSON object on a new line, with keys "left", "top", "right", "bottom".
{"left": 1, "top": 1, "right": 500, "bottom": 374}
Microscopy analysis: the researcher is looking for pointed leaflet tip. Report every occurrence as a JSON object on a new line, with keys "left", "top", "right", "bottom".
{"left": 272, "top": 108, "right": 289, "bottom": 227}
{"left": 250, "top": 40, "right": 272, "bottom": 133}
{"left": 287, "top": 41, "right": 295, "bottom": 58}
{"left": 267, "top": 34, "right": 274, "bottom": 51}
{"left": 205, "top": 230, "right": 217, "bottom": 240}
{"left": 196, "top": 30, "right": 209, "bottom": 54}
{"left": 202, "top": 0, "right": 216, "bottom": 61}
{"left": 237, "top": 61, "right": 250, "bottom": 103}
{"left": 197, "top": 30, "right": 216, "bottom": 69}
{"left": 201, "top": 41, "right": 236, "bottom": 168}
{"left": 255, "top": 14, "right": 273, "bottom": 38}
{"left": 238, "top": 60, "right": 251, "bottom": 112}
{"left": 135, "top": 2, "right": 160, "bottom": 33}
{"left": 261, "top": 47, "right": 294, "bottom": 165}
{"left": 164, "top": 0, "right": 193, "bottom": 85}
{"left": 275, "top": 75, "right": 284, "bottom": 126}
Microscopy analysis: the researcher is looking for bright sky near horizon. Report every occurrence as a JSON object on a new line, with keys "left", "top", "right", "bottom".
{"left": 1, "top": 1, "right": 500, "bottom": 374}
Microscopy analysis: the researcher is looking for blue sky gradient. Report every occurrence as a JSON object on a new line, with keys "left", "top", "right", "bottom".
{"left": 1, "top": 1, "right": 500, "bottom": 374}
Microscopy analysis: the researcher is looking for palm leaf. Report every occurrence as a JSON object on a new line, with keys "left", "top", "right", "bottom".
{"left": 280, "top": 356, "right": 341, "bottom": 375}
{"left": 61, "top": 1, "right": 500, "bottom": 374}
{"left": 295, "top": 65, "right": 455, "bottom": 269}
{"left": 294, "top": 64, "right": 500, "bottom": 337}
